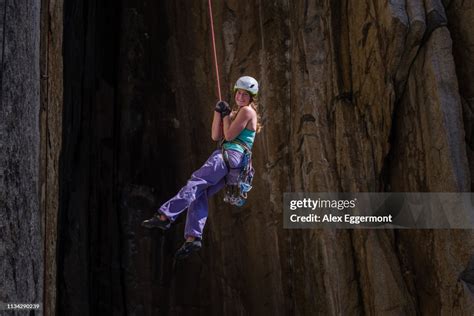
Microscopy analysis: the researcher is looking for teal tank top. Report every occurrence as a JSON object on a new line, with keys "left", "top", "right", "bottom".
{"left": 223, "top": 128, "right": 256, "bottom": 153}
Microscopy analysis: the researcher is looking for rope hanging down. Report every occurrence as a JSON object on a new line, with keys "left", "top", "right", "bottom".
{"left": 208, "top": 0, "right": 222, "bottom": 101}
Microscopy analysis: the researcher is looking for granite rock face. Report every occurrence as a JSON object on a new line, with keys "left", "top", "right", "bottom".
{"left": 446, "top": 0, "right": 474, "bottom": 190}
{"left": 0, "top": 1, "right": 43, "bottom": 315}
{"left": 42, "top": 0, "right": 474, "bottom": 315}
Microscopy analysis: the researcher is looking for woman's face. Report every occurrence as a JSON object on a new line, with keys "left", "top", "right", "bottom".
{"left": 235, "top": 89, "right": 251, "bottom": 107}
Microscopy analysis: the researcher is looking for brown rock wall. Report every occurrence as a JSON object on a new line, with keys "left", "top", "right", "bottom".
{"left": 50, "top": 0, "right": 474, "bottom": 315}
{"left": 446, "top": 0, "right": 474, "bottom": 191}
{"left": 40, "top": 0, "right": 63, "bottom": 315}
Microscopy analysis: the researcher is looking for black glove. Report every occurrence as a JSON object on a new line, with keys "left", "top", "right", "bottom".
{"left": 215, "top": 101, "right": 231, "bottom": 118}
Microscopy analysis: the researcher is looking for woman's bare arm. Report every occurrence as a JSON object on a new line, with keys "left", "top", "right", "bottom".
{"left": 211, "top": 111, "right": 223, "bottom": 141}
{"left": 222, "top": 107, "right": 255, "bottom": 141}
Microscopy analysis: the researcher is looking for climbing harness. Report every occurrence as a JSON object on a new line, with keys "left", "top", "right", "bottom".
{"left": 208, "top": 0, "right": 222, "bottom": 101}
{"left": 220, "top": 139, "right": 255, "bottom": 207}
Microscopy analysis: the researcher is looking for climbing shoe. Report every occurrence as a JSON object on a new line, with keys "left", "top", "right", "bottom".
{"left": 175, "top": 239, "right": 202, "bottom": 260}
{"left": 141, "top": 213, "right": 171, "bottom": 230}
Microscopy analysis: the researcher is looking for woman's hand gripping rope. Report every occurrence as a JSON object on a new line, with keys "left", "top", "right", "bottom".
{"left": 214, "top": 101, "right": 231, "bottom": 118}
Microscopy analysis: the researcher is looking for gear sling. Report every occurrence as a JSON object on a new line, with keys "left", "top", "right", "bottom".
{"left": 220, "top": 138, "right": 255, "bottom": 207}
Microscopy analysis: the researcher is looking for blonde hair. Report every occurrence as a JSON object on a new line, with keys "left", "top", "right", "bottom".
{"left": 231, "top": 95, "right": 263, "bottom": 133}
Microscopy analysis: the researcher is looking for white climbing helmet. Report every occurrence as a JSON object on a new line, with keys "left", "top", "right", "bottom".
{"left": 234, "top": 76, "right": 259, "bottom": 96}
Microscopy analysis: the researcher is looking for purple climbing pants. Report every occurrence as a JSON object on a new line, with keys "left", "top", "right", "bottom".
{"left": 158, "top": 149, "right": 244, "bottom": 239}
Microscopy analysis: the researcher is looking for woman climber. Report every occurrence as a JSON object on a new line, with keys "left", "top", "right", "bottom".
{"left": 142, "top": 76, "right": 262, "bottom": 259}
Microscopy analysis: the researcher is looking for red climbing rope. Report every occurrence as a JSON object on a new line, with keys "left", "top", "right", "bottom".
{"left": 208, "top": 0, "right": 222, "bottom": 101}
